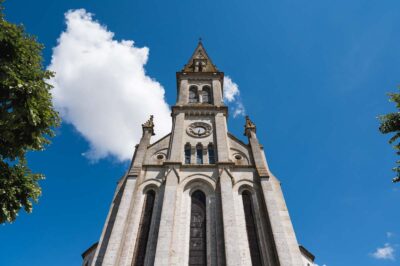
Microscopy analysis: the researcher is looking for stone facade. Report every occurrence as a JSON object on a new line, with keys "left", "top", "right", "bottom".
{"left": 83, "top": 41, "right": 310, "bottom": 266}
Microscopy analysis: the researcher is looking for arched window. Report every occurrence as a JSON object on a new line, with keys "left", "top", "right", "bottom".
{"left": 196, "top": 144, "right": 203, "bottom": 164}
{"left": 208, "top": 144, "right": 216, "bottom": 164}
{"left": 185, "top": 144, "right": 191, "bottom": 164}
{"left": 132, "top": 190, "right": 156, "bottom": 266}
{"left": 189, "top": 86, "right": 199, "bottom": 103}
{"left": 189, "top": 190, "right": 207, "bottom": 266}
{"left": 202, "top": 86, "right": 212, "bottom": 104}
{"left": 242, "top": 191, "right": 262, "bottom": 265}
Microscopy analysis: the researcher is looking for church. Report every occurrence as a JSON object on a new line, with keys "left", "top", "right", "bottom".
{"left": 82, "top": 41, "right": 315, "bottom": 266}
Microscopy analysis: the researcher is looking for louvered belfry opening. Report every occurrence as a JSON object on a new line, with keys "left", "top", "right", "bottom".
{"left": 131, "top": 190, "right": 156, "bottom": 266}
{"left": 242, "top": 191, "right": 263, "bottom": 266}
{"left": 189, "top": 190, "right": 207, "bottom": 265}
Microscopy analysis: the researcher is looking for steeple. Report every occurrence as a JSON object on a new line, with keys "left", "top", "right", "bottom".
{"left": 175, "top": 40, "right": 224, "bottom": 108}
{"left": 182, "top": 39, "right": 218, "bottom": 73}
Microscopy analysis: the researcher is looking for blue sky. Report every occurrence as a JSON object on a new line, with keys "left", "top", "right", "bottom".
{"left": 1, "top": 0, "right": 400, "bottom": 265}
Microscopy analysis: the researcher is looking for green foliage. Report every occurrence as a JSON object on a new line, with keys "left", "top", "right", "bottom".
{"left": 0, "top": 1, "right": 60, "bottom": 223}
{"left": 0, "top": 159, "right": 43, "bottom": 223}
{"left": 379, "top": 90, "right": 400, "bottom": 183}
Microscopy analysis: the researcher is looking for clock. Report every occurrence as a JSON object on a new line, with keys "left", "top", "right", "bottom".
{"left": 187, "top": 122, "right": 212, "bottom": 138}
{"left": 194, "top": 126, "right": 206, "bottom": 136}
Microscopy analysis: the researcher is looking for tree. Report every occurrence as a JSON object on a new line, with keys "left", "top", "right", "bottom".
{"left": 0, "top": 1, "right": 60, "bottom": 223}
{"left": 379, "top": 90, "right": 400, "bottom": 183}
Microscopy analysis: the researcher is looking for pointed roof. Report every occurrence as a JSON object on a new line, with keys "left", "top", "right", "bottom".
{"left": 182, "top": 40, "right": 218, "bottom": 73}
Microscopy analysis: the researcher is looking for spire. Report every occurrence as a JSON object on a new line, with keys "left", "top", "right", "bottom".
{"left": 244, "top": 115, "right": 256, "bottom": 137}
{"left": 182, "top": 40, "right": 218, "bottom": 73}
{"left": 142, "top": 115, "right": 155, "bottom": 136}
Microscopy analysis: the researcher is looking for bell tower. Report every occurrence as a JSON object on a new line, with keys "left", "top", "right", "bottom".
{"left": 83, "top": 41, "right": 314, "bottom": 266}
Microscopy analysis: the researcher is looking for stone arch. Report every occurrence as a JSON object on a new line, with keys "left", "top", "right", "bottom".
{"left": 129, "top": 180, "right": 163, "bottom": 266}
{"left": 151, "top": 149, "right": 168, "bottom": 164}
{"left": 151, "top": 148, "right": 168, "bottom": 157}
{"left": 132, "top": 189, "right": 157, "bottom": 265}
{"left": 201, "top": 85, "right": 212, "bottom": 104}
{"left": 241, "top": 189, "right": 263, "bottom": 265}
{"left": 176, "top": 176, "right": 218, "bottom": 265}
{"left": 234, "top": 180, "right": 257, "bottom": 192}
{"left": 189, "top": 85, "right": 199, "bottom": 103}
{"left": 230, "top": 148, "right": 250, "bottom": 165}
{"left": 235, "top": 182, "right": 279, "bottom": 266}
{"left": 188, "top": 190, "right": 207, "bottom": 265}
{"left": 139, "top": 179, "right": 162, "bottom": 193}
{"left": 183, "top": 174, "right": 216, "bottom": 192}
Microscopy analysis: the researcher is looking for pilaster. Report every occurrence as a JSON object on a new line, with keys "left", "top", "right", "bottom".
{"left": 215, "top": 113, "right": 230, "bottom": 162}
{"left": 154, "top": 167, "right": 180, "bottom": 265}
{"left": 260, "top": 177, "right": 304, "bottom": 266}
{"left": 212, "top": 79, "right": 223, "bottom": 106}
{"left": 219, "top": 168, "right": 242, "bottom": 266}
{"left": 168, "top": 112, "right": 185, "bottom": 163}
{"left": 177, "top": 79, "right": 188, "bottom": 105}
{"left": 98, "top": 176, "right": 137, "bottom": 266}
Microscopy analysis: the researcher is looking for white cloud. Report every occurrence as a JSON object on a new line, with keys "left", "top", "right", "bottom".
{"left": 223, "top": 76, "right": 240, "bottom": 102}
{"left": 48, "top": 9, "right": 171, "bottom": 162}
{"left": 223, "top": 76, "right": 245, "bottom": 117}
{"left": 371, "top": 243, "right": 395, "bottom": 260}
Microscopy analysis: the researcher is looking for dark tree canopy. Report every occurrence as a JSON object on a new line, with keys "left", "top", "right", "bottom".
{"left": 0, "top": 1, "right": 60, "bottom": 223}
{"left": 379, "top": 90, "right": 400, "bottom": 183}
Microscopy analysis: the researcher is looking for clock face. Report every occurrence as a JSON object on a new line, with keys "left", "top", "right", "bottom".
{"left": 187, "top": 122, "right": 212, "bottom": 138}
{"left": 194, "top": 126, "right": 206, "bottom": 136}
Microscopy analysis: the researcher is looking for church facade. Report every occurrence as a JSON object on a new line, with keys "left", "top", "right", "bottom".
{"left": 82, "top": 42, "right": 315, "bottom": 266}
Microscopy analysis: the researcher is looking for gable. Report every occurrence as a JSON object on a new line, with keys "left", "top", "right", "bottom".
{"left": 228, "top": 132, "right": 252, "bottom": 165}
{"left": 144, "top": 133, "right": 171, "bottom": 165}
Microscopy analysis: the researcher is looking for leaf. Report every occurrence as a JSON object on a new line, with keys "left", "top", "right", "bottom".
{"left": 379, "top": 88, "right": 400, "bottom": 183}
{"left": 0, "top": 3, "right": 60, "bottom": 223}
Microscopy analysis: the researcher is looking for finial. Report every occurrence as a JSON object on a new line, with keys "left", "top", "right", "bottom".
{"left": 244, "top": 115, "right": 256, "bottom": 136}
{"left": 142, "top": 115, "right": 155, "bottom": 135}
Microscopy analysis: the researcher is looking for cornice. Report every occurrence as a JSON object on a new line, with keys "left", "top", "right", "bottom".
{"left": 171, "top": 105, "right": 228, "bottom": 116}
{"left": 176, "top": 71, "right": 224, "bottom": 80}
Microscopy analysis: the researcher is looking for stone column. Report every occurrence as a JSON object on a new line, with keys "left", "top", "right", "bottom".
{"left": 215, "top": 113, "right": 230, "bottom": 162}
{"left": 91, "top": 180, "right": 125, "bottom": 266}
{"left": 212, "top": 79, "right": 223, "bottom": 106}
{"left": 219, "top": 169, "right": 242, "bottom": 266}
{"left": 177, "top": 79, "right": 188, "bottom": 105}
{"left": 260, "top": 178, "right": 304, "bottom": 266}
{"left": 98, "top": 177, "right": 137, "bottom": 266}
{"left": 154, "top": 167, "right": 179, "bottom": 266}
{"left": 168, "top": 112, "right": 185, "bottom": 163}
{"left": 93, "top": 116, "right": 154, "bottom": 266}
